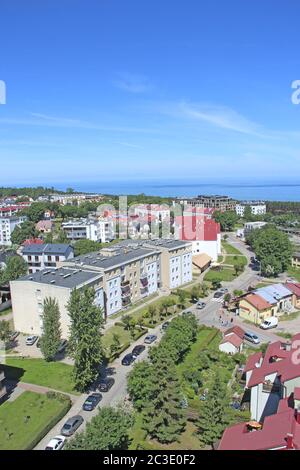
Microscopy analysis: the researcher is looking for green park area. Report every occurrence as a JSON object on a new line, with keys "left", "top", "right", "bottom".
{"left": 0, "top": 391, "right": 71, "bottom": 450}
{"left": 204, "top": 241, "right": 247, "bottom": 284}
{"left": 3, "top": 358, "right": 78, "bottom": 395}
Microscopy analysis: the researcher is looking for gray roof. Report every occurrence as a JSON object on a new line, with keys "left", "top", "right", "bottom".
{"left": 118, "top": 238, "right": 191, "bottom": 251}
{"left": 68, "top": 246, "right": 159, "bottom": 271}
{"left": 15, "top": 267, "right": 102, "bottom": 289}
{"left": 22, "top": 244, "right": 73, "bottom": 255}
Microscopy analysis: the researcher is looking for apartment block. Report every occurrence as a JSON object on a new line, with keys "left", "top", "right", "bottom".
{"left": 62, "top": 218, "right": 115, "bottom": 243}
{"left": 0, "top": 215, "right": 27, "bottom": 246}
{"left": 22, "top": 244, "right": 74, "bottom": 274}
{"left": 236, "top": 201, "right": 266, "bottom": 217}
{"left": 173, "top": 195, "right": 236, "bottom": 212}
{"left": 10, "top": 267, "right": 104, "bottom": 338}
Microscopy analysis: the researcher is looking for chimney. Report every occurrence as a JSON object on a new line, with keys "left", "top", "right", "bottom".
{"left": 286, "top": 433, "right": 294, "bottom": 450}
{"left": 285, "top": 341, "right": 292, "bottom": 351}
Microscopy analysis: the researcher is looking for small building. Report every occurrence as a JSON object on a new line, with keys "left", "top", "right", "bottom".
{"left": 36, "top": 220, "right": 53, "bottom": 233}
{"left": 243, "top": 221, "right": 267, "bottom": 237}
{"left": 235, "top": 201, "right": 266, "bottom": 218}
{"left": 285, "top": 282, "right": 300, "bottom": 308}
{"left": 22, "top": 244, "right": 74, "bottom": 274}
{"left": 192, "top": 253, "right": 212, "bottom": 273}
{"left": 219, "top": 332, "right": 243, "bottom": 355}
{"left": 239, "top": 293, "right": 274, "bottom": 325}
{"left": 291, "top": 252, "right": 300, "bottom": 269}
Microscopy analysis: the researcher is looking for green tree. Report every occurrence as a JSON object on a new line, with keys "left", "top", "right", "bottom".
{"left": 243, "top": 205, "right": 253, "bottom": 221}
{"left": 67, "top": 288, "right": 104, "bottom": 392}
{"left": 197, "top": 371, "right": 230, "bottom": 448}
{"left": 11, "top": 221, "right": 39, "bottom": 245}
{"left": 0, "top": 320, "right": 11, "bottom": 344}
{"left": 127, "top": 361, "right": 155, "bottom": 411}
{"left": 247, "top": 225, "right": 292, "bottom": 277}
{"left": 22, "top": 202, "right": 47, "bottom": 223}
{"left": 40, "top": 298, "right": 62, "bottom": 361}
{"left": 74, "top": 239, "right": 101, "bottom": 256}
{"left": 142, "top": 351, "right": 186, "bottom": 443}
{"left": 1, "top": 256, "right": 27, "bottom": 283}
{"left": 121, "top": 314, "right": 131, "bottom": 330}
{"left": 213, "top": 211, "right": 238, "bottom": 232}
{"left": 65, "top": 407, "right": 133, "bottom": 450}
{"left": 190, "top": 285, "right": 200, "bottom": 302}
{"left": 233, "top": 264, "right": 243, "bottom": 276}
{"left": 109, "top": 333, "right": 121, "bottom": 356}
{"left": 148, "top": 305, "right": 157, "bottom": 325}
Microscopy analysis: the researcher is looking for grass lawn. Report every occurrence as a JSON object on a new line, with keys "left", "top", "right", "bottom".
{"left": 287, "top": 267, "right": 300, "bottom": 282}
{"left": 0, "top": 307, "right": 12, "bottom": 317}
{"left": 222, "top": 241, "right": 242, "bottom": 255}
{"left": 279, "top": 311, "right": 300, "bottom": 322}
{"left": 225, "top": 255, "right": 247, "bottom": 267}
{"left": 0, "top": 391, "right": 69, "bottom": 450}
{"left": 146, "top": 422, "right": 202, "bottom": 450}
{"left": 3, "top": 358, "right": 78, "bottom": 395}
{"left": 102, "top": 324, "right": 132, "bottom": 351}
{"left": 204, "top": 267, "right": 236, "bottom": 282}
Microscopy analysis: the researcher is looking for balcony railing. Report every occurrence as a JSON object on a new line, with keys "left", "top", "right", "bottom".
{"left": 262, "top": 382, "right": 281, "bottom": 393}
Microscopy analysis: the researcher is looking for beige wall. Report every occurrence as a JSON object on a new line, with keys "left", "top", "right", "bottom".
{"left": 239, "top": 298, "right": 274, "bottom": 325}
{"left": 10, "top": 280, "right": 72, "bottom": 338}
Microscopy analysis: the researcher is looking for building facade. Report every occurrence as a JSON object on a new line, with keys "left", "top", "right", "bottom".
{"left": 235, "top": 201, "right": 266, "bottom": 217}
{"left": 62, "top": 218, "right": 114, "bottom": 243}
{"left": 0, "top": 216, "right": 27, "bottom": 246}
{"left": 22, "top": 244, "right": 74, "bottom": 274}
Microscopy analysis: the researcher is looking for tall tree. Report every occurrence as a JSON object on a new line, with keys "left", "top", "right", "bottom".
{"left": 65, "top": 407, "right": 133, "bottom": 450}
{"left": 0, "top": 320, "right": 11, "bottom": 344}
{"left": 142, "top": 351, "right": 186, "bottom": 443}
{"left": 10, "top": 221, "right": 39, "bottom": 245}
{"left": 67, "top": 288, "right": 104, "bottom": 391}
{"left": 1, "top": 256, "right": 27, "bottom": 283}
{"left": 40, "top": 297, "right": 62, "bottom": 361}
{"left": 197, "top": 371, "right": 230, "bottom": 448}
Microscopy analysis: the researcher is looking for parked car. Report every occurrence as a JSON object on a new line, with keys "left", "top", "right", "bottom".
{"left": 61, "top": 415, "right": 84, "bottom": 436}
{"left": 132, "top": 345, "right": 145, "bottom": 358}
{"left": 58, "top": 339, "right": 68, "bottom": 353}
{"left": 25, "top": 335, "right": 38, "bottom": 346}
{"left": 260, "top": 317, "right": 278, "bottom": 330}
{"left": 161, "top": 321, "right": 170, "bottom": 330}
{"left": 82, "top": 393, "right": 102, "bottom": 411}
{"left": 45, "top": 435, "right": 66, "bottom": 451}
{"left": 144, "top": 334, "right": 157, "bottom": 344}
{"left": 213, "top": 291, "right": 224, "bottom": 299}
{"left": 9, "top": 331, "right": 19, "bottom": 342}
{"left": 98, "top": 377, "right": 115, "bottom": 392}
{"left": 244, "top": 331, "right": 260, "bottom": 344}
{"left": 182, "top": 310, "right": 193, "bottom": 316}
{"left": 121, "top": 353, "right": 135, "bottom": 366}
{"left": 196, "top": 301, "right": 206, "bottom": 310}
{"left": 218, "top": 288, "right": 228, "bottom": 294}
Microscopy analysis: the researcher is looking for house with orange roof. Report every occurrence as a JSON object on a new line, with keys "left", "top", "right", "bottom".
{"left": 239, "top": 292, "right": 275, "bottom": 325}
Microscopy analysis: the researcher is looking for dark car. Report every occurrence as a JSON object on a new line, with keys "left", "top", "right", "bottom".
{"left": 144, "top": 334, "right": 157, "bottom": 344}
{"left": 58, "top": 339, "right": 68, "bottom": 354}
{"left": 213, "top": 291, "right": 224, "bottom": 299}
{"left": 9, "top": 331, "right": 19, "bottom": 342}
{"left": 161, "top": 321, "right": 170, "bottom": 330}
{"left": 132, "top": 345, "right": 146, "bottom": 358}
{"left": 61, "top": 415, "right": 84, "bottom": 436}
{"left": 98, "top": 377, "right": 115, "bottom": 392}
{"left": 82, "top": 393, "right": 102, "bottom": 411}
{"left": 121, "top": 353, "right": 135, "bottom": 366}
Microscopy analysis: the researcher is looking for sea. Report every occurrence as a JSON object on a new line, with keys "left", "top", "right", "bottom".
{"left": 52, "top": 179, "right": 300, "bottom": 202}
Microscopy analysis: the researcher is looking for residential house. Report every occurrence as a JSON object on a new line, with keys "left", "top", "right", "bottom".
{"left": 36, "top": 220, "right": 53, "bottom": 234}
{"left": 21, "top": 244, "right": 74, "bottom": 274}
{"left": 286, "top": 282, "right": 300, "bottom": 308}
{"left": 291, "top": 252, "right": 300, "bottom": 269}
{"left": 62, "top": 218, "right": 115, "bottom": 243}
{"left": 218, "top": 325, "right": 245, "bottom": 355}
{"left": 192, "top": 253, "right": 212, "bottom": 274}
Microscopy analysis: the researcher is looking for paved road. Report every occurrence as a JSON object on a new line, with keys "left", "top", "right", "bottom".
{"left": 35, "top": 234, "right": 288, "bottom": 449}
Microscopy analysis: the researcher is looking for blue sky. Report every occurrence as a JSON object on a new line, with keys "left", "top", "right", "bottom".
{"left": 0, "top": 0, "right": 300, "bottom": 187}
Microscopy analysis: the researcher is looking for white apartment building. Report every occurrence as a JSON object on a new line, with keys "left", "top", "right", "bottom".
{"left": 0, "top": 216, "right": 27, "bottom": 246}
{"left": 62, "top": 218, "right": 115, "bottom": 243}
{"left": 133, "top": 204, "right": 170, "bottom": 221}
{"left": 236, "top": 201, "right": 266, "bottom": 217}
{"left": 22, "top": 244, "right": 74, "bottom": 274}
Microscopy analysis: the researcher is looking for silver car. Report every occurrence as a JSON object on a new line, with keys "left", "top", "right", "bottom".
{"left": 61, "top": 415, "right": 84, "bottom": 436}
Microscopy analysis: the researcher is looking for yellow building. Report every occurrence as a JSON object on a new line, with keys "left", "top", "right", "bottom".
{"left": 239, "top": 293, "right": 275, "bottom": 325}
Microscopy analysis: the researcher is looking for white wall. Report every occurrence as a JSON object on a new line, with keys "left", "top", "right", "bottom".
{"left": 192, "top": 240, "right": 219, "bottom": 261}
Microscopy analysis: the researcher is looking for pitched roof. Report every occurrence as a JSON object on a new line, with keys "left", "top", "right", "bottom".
{"left": 22, "top": 243, "right": 72, "bottom": 255}
{"left": 243, "top": 293, "right": 272, "bottom": 311}
{"left": 224, "top": 325, "right": 245, "bottom": 340}
{"left": 220, "top": 332, "right": 243, "bottom": 348}
{"left": 244, "top": 352, "right": 263, "bottom": 372}
{"left": 22, "top": 238, "right": 43, "bottom": 246}
{"left": 218, "top": 406, "right": 299, "bottom": 450}
{"left": 254, "top": 283, "right": 293, "bottom": 304}
{"left": 285, "top": 282, "right": 300, "bottom": 297}
{"left": 192, "top": 253, "right": 212, "bottom": 269}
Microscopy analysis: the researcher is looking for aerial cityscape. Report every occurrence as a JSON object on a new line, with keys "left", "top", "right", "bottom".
{"left": 1, "top": 0, "right": 300, "bottom": 457}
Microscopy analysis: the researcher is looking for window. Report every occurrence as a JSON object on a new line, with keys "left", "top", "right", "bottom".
{"left": 55, "top": 256, "right": 59, "bottom": 262}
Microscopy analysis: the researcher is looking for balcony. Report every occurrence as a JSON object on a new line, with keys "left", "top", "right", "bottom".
{"left": 140, "top": 276, "right": 148, "bottom": 287}
{"left": 122, "top": 296, "right": 131, "bottom": 307}
{"left": 262, "top": 382, "right": 281, "bottom": 393}
{"left": 140, "top": 285, "right": 149, "bottom": 297}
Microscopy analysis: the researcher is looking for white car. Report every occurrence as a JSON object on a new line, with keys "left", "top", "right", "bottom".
{"left": 45, "top": 435, "right": 66, "bottom": 451}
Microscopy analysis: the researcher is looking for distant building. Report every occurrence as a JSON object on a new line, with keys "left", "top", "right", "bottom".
{"left": 36, "top": 220, "right": 53, "bottom": 233}
{"left": 21, "top": 243, "right": 74, "bottom": 274}
{"left": 236, "top": 201, "right": 266, "bottom": 217}
{"left": 174, "top": 209, "right": 221, "bottom": 261}
{"left": 292, "top": 252, "right": 300, "bottom": 269}
{"left": 0, "top": 215, "right": 27, "bottom": 246}
{"left": 62, "top": 218, "right": 115, "bottom": 243}
{"left": 173, "top": 195, "right": 236, "bottom": 212}
{"left": 243, "top": 221, "right": 267, "bottom": 236}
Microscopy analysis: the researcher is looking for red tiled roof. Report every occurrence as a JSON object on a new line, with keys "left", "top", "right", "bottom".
{"left": 243, "top": 293, "right": 272, "bottom": 311}
{"left": 22, "top": 238, "right": 43, "bottom": 246}
{"left": 224, "top": 325, "right": 245, "bottom": 340}
{"left": 244, "top": 352, "right": 263, "bottom": 372}
{"left": 247, "top": 335, "right": 300, "bottom": 388}
{"left": 220, "top": 332, "right": 243, "bottom": 348}
{"left": 218, "top": 406, "right": 299, "bottom": 450}
{"left": 285, "top": 283, "right": 300, "bottom": 298}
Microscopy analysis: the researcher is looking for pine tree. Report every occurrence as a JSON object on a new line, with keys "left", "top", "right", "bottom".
{"left": 197, "top": 371, "right": 230, "bottom": 448}
{"left": 142, "top": 350, "right": 186, "bottom": 443}
{"left": 40, "top": 297, "right": 61, "bottom": 361}
{"left": 67, "top": 288, "right": 104, "bottom": 392}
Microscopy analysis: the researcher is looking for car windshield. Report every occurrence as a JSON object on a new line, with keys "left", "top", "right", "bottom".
{"left": 63, "top": 424, "right": 72, "bottom": 429}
